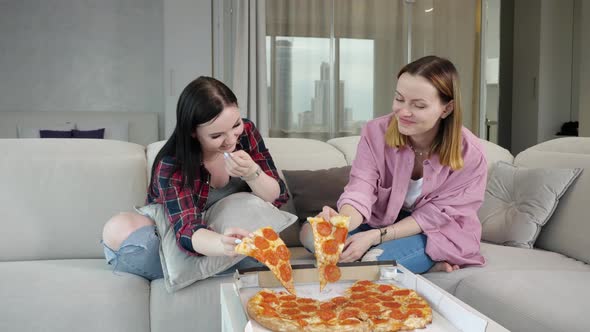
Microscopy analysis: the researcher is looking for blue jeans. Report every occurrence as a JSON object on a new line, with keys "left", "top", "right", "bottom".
{"left": 349, "top": 223, "right": 434, "bottom": 274}
{"left": 102, "top": 225, "right": 262, "bottom": 281}
{"left": 102, "top": 225, "right": 164, "bottom": 281}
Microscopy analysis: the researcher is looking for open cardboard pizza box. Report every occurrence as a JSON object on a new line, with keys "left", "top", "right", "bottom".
{"left": 231, "top": 261, "right": 488, "bottom": 332}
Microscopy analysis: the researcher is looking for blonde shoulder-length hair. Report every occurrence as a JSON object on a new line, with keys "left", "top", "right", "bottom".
{"left": 385, "top": 55, "right": 464, "bottom": 170}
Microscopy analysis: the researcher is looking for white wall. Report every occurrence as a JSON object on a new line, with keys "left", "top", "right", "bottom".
{"left": 164, "top": 0, "right": 212, "bottom": 137}
{"left": 0, "top": 0, "right": 165, "bottom": 137}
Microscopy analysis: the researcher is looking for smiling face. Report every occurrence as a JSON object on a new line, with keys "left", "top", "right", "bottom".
{"left": 194, "top": 105, "right": 243, "bottom": 157}
{"left": 392, "top": 73, "right": 453, "bottom": 144}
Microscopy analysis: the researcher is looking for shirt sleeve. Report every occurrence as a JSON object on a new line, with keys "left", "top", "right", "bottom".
{"left": 337, "top": 126, "right": 380, "bottom": 222}
{"left": 242, "top": 119, "right": 289, "bottom": 207}
{"left": 150, "top": 158, "right": 210, "bottom": 256}
{"left": 412, "top": 150, "right": 488, "bottom": 234}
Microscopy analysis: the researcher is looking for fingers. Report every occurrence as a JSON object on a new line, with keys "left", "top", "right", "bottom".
{"left": 224, "top": 227, "right": 253, "bottom": 238}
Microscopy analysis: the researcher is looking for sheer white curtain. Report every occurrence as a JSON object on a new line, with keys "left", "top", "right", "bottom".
{"left": 231, "top": 0, "right": 269, "bottom": 136}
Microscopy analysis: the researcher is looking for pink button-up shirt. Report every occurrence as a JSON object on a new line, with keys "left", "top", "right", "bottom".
{"left": 337, "top": 115, "right": 487, "bottom": 266}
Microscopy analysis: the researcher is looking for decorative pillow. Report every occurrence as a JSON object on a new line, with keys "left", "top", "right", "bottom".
{"left": 17, "top": 122, "right": 75, "bottom": 138}
{"left": 72, "top": 128, "right": 105, "bottom": 139}
{"left": 76, "top": 121, "right": 129, "bottom": 141}
{"left": 478, "top": 161, "right": 582, "bottom": 248}
{"left": 145, "top": 192, "right": 297, "bottom": 293}
{"left": 39, "top": 130, "right": 73, "bottom": 138}
{"left": 282, "top": 166, "right": 351, "bottom": 221}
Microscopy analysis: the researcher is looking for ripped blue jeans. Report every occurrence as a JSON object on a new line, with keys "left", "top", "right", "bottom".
{"left": 102, "top": 225, "right": 164, "bottom": 281}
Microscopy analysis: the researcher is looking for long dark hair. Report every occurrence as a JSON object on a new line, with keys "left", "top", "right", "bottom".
{"left": 150, "top": 76, "right": 238, "bottom": 189}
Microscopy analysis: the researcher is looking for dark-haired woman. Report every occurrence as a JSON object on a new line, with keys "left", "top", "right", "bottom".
{"left": 101, "top": 76, "right": 288, "bottom": 280}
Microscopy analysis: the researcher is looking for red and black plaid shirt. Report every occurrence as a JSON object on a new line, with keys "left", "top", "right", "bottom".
{"left": 147, "top": 119, "right": 288, "bottom": 255}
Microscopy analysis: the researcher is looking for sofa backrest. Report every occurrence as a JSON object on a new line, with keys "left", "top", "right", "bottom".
{"left": 0, "top": 139, "right": 147, "bottom": 261}
{"left": 515, "top": 137, "right": 590, "bottom": 264}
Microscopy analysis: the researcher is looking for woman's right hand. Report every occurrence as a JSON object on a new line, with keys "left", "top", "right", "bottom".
{"left": 220, "top": 227, "right": 253, "bottom": 256}
{"left": 317, "top": 206, "right": 339, "bottom": 221}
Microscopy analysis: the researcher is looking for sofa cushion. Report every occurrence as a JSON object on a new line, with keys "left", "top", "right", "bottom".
{"left": 150, "top": 275, "right": 233, "bottom": 332}
{"left": 152, "top": 193, "right": 297, "bottom": 292}
{"left": 515, "top": 137, "right": 590, "bottom": 263}
{"left": 0, "top": 139, "right": 147, "bottom": 261}
{"left": 265, "top": 137, "right": 348, "bottom": 171}
{"left": 0, "top": 259, "right": 150, "bottom": 332}
{"left": 478, "top": 161, "right": 581, "bottom": 248}
{"left": 283, "top": 166, "right": 351, "bottom": 221}
{"left": 454, "top": 270, "right": 590, "bottom": 332}
{"left": 424, "top": 242, "right": 590, "bottom": 294}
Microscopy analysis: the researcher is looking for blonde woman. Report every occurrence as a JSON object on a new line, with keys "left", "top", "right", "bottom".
{"left": 301, "top": 56, "right": 487, "bottom": 273}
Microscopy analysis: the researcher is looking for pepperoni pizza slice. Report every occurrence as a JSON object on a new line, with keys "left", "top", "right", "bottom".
{"left": 235, "top": 226, "right": 296, "bottom": 294}
{"left": 307, "top": 215, "right": 350, "bottom": 291}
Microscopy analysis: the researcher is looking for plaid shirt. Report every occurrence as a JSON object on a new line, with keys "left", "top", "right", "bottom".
{"left": 147, "top": 119, "right": 288, "bottom": 255}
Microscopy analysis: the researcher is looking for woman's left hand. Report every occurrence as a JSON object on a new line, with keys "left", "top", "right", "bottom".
{"left": 339, "top": 229, "right": 380, "bottom": 262}
{"left": 224, "top": 150, "right": 258, "bottom": 179}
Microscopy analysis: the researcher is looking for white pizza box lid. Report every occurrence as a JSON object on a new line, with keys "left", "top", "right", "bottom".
{"left": 221, "top": 264, "right": 508, "bottom": 332}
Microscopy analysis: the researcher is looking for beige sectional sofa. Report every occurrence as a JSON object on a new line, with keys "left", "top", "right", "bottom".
{"left": 1, "top": 136, "right": 588, "bottom": 332}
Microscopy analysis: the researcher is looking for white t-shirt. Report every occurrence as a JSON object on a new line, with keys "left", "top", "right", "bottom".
{"left": 403, "top": 177, "right": 423, "bottom": 210}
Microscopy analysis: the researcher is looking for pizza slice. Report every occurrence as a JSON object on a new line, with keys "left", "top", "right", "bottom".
{"left": 235, "top": 226, "right": 296, "bottom": 294}
{"left": 307, "top": 215, "right": 350, "bottom": 291}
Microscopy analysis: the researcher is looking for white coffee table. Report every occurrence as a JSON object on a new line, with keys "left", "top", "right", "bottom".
{"left": 220, "top": 266, "right": 509, "bottom": 332}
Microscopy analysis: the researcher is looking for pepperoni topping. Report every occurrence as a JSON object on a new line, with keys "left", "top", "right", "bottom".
{"left": 260, "top": 292, "right": 277, "bottom": 300}
{"left": 382, "top": 301, "right": 401, "bottom": 308}
{"left": 299, "top": 305, "right": 317, "bottom": 312}
{"left": 324, "top": 264, "right": 341, "bottom": 282}
{"left": 261, "top": 307, "right": 278, "bottom": 317}
{"left": 408, "top": 303, "right": 426, "bottom": 308}
{"left": 330, "top": 296, "right": 348, "bottom": 305}
{"left": 357, "top": 280, "right": 374, "bottom": 286}
{"left": 281, "top": 301, "right": 297, "bottom": 308}
{"left": 322, "top": 239, "right": 339, "bottom": 255}
{"left": 341, "top": 319, "right": 361, "bottom": 325}
{"left": 319, "top": 302, "right": 336, "bottom": 310}
{"left": 297, "top": 297, "right": 315, "bottom": 304}
{"left": 378, "top": 284, "right": 394, "bottom": 293}
{"left": 334, "top": 227, "right": 348, "bottom": 244}
{"left": 389, "top": 309, "right": 408, "bottom": 320}
{"left": 263, "top": 250, "right": 279, "bottom": 265}
{"left": 392, "top": 289, "right": 411, "bottom": 296}
{"left": 279, "top": 263, "right": 292, "bottom": 281}
{"left": 254, "top": 236, "right": 270, "bottom": 250}
{"left": 316, "top": 221, "right": 332, "bottom": 236}
{"left": 347, "top": 301, "right": 364, "bottom": 308}
{"left": 339, "top": 309, "right": 360, "bottom": 320}
{"left": 372, "top": 318, "right": 389, "bottom": 325}
{"left": 276, "top": 244, "right": 290, "bottom": 260}
{"left": 296, "top": 318, "right": 309, "bottom": 327}
{"left": 363, "top": 297, "right": 379, "bottom": 303}
{"left": 362, "top": 304, "right": 381, "bottom": 313}
{"left": 350, "top": 293, "right": 367, "bottom": 300}
{"left": 350, "top": 285, "right": 367, "bottom": 292}
{"left": 280, "top": 308, "right": 299, "bottom": 315}
{"left": 280, "top": 295, "right": 296, "bottom": 301}
{"left": 406, "top": 309, "right": 424, "bottom": 317}
{"left": 376, "top": 295, "right": 392, "bottom": 301}
{"left": 262, "top": 228, "right": 279, "bottom": 240}
{"left": 318, "top": 310, "right": 336, "bottom": 321}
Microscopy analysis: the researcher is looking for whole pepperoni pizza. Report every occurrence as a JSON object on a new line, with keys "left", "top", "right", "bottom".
{"left": 247, "top": 280, "right": 433, "bottom": 331}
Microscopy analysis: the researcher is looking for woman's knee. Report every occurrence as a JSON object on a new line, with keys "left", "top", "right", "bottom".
{"left": 102, "top": 212, "right": 154, "bottom": 251}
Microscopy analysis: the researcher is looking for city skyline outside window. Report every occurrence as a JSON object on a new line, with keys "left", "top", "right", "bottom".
{"left": 267, "top": 36, "right": 374, "bottom": 138}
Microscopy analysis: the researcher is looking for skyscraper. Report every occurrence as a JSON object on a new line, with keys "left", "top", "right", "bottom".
{"left": 275, "top": 40, "right": 293, "bottom": 131}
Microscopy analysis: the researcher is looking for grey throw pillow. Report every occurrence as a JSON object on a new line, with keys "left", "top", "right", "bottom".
{"left": 146, "top": 192, "right": 297, "bottom": 292}
{"left": 478, "top": 161, "right": 582, "bottom": 248}
{"left": 283, "top": 166, "right": 351, "bottom": 221}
